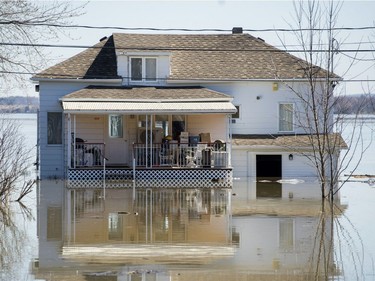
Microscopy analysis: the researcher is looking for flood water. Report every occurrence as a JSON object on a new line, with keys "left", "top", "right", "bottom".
{"left": 1, "top": 114, "right": 375, "bottom": 281}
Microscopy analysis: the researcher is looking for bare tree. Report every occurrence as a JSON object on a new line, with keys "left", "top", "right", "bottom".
{"left": 277, "top": 0, "right": 371, "bottom": 199}
{"left": 0, "top": 0, "right": 86, "bottom": 90}
{"left": 0, "top": 116, "right": 35, "bottom": 202}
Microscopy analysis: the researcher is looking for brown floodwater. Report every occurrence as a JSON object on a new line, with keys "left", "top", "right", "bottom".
{"left": 1, "top": 177, "right": 375, "bottom": 281}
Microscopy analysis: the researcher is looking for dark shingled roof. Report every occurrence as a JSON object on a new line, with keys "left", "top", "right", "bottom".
{"left": 34, "top": 32, "right": 338, "bottom": 80}
{"left": 61, "top": 86, "right": 233, "bottom": 100}
{"left": 232, "top": 134, "right": 348, "bottom": 149}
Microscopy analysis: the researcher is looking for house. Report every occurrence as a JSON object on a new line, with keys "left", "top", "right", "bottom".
{"left": 32, "top": 27, "right": 343, "bottom": 187}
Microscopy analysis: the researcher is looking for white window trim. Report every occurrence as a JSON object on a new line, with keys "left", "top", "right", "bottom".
{"left": 278, "top": 102, "right": 295, "bottom": 133}
{"left": 109, "top": 114, "right": 123, "bottom": 138}
{"left": 232, "top": 105, "right": 240, "bottom": 119}
{"left": 129, "top": 57, "right": 158, "bottom": 82}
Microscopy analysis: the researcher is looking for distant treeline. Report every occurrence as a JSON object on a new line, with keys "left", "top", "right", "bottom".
{"left": 0, "top": 94, "right": 373, "bottom": 115}
{"left": 335, "top": 94, "right": 375, "bottom": 114}
{"left": 0, "top": 96, "right": 39, "bottom": 113}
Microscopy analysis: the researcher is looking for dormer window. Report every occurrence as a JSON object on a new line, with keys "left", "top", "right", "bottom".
{"left": 130, "top": 57, "right": 157, "bottom": 82}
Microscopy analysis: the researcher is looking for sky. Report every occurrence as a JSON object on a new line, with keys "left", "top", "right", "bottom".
{"left": 19, "top": 0, "right": 375, "bottom": 97}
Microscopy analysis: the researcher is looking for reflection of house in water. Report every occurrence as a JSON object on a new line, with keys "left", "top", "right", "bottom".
{"left": 34, "top": 180, "right": 234, "bottom": 280}
{"left": 67, "top": 187, "right": 231, "bottom": 247}
{"left": 33, "top": 179, "right": 343, "bottom": 280}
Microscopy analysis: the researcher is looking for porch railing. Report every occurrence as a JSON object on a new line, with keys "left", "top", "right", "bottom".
{"left": 73, "top": 143, "right": 106, "bottom": 167}
{"left": 133, "top": 142, "right": 229, "bottom": 168}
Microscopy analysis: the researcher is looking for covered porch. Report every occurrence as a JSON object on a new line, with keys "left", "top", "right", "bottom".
{"left": 61, "top": 86, "right": 236, "bottom": 188}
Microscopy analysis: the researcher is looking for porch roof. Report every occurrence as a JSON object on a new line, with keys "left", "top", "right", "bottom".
{"left": 60, "top": 86, "right": 237, "bottom": 114}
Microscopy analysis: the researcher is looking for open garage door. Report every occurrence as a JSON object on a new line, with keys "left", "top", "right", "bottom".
{"left": 256, "top": 155, "right": 282, "bottom": 179}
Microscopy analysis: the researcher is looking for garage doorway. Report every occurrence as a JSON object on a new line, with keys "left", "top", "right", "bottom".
{"left": 256, "top": 155, "right": 282, "bottom": 198}
{"left": 256, "top": 155, "right": 282, "bottom": 179}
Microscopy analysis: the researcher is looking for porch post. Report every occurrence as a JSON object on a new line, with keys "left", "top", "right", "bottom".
{"left": 150, "top": 114, "right": 154, "bottom": 168}
{"left": 145, "top": 114, "right": 149, "bottom": 168}
{"left": 73, "top": 114, "right": 76, "bottom": 168}
{"left": 67, "top": 113, "right": 71, "bottom": 169}
{"left": 227, "top": 114, "right": 232, "bottom": 167}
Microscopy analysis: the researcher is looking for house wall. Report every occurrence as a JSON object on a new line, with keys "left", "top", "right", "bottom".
{"left": 203, "top": 81, "right": 311, "bottom": 135}
{"left": 232, "top": 148, "right": 317, "bottom": 179}
{"left": 73, "top": 115, "right": 105, "bottom": 143}
{"left": 197, "top": 81, "right": 328, "bottom": 179}
{"left": 38, "top": 81, "right": 121, "bottom": 179}
{"left": 187, "top": 114, "right": 228, "bottom": 142}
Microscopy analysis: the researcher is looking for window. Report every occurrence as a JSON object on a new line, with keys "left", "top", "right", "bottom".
{"left": 232, "top": 105, "right": 240, "bottom": 119}
{"left": 279, "top": 103, "right": 294, "bottom": 132}
{"left": 130, "top": 57, "right": 157, "bottom": 81}
{"left": 172, "top": 115, "right": 186, "bottom": 140}
{"left": 47, "top": 112, "right": 62, "bottom": 144}
{"left": 155, "top": 115, "right": 169, "bottom": 137}
{"left": 109, "top": 115, "right": 123, "bottom": 138}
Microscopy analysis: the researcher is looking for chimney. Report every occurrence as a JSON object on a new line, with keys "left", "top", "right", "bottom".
{"left": 232, "top": 27, "right": 243, "bottom": 34}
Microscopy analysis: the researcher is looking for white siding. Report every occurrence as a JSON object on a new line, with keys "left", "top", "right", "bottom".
{"left": 187, "top": 114, "right": 227, "bottom": 141}
{"left": 73, "top": 115, "right": 105, "bottom": 143}
{"left": 202, "top": 81, "right": 310, "bottom": 135}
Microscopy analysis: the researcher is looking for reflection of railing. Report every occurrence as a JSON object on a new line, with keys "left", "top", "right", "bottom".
{"left": 133, "top": 142, "right": 229, "bottom": 168}
{"left": 74, "top": 143, "right": 105, "bottom": 167}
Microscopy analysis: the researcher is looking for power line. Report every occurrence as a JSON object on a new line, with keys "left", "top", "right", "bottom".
{"left": 1, "top": 41, "right": 375, "bottom": 54}
{"left": 3, "top": 21, "right": 375, "bottom": 33}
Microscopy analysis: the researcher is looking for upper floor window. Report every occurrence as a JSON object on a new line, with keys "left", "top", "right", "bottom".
{"left": 279, "top": 103, "right": 294, "bottom": 132}
{"left": 130, "top": 57, "right": 157, "bottom": 81}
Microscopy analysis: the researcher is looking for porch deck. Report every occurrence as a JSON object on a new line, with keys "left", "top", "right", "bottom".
{"left": 68, "top": 140, "right": 232, "bottom": 189}
{"left": 67, "top": 166, "right": 233, "bottom": 189}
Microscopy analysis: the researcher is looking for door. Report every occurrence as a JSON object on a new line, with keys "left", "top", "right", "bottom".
{"left": 256, "top": 155, "right": 282, "bottom": 179}
{"left": 105, "top": 115, "right": 128, "bottom": 165}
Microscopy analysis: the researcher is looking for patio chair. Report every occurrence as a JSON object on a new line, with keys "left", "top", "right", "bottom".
{"left": 195, "top": 143, "right": 207, "bottom": 166}
{"left": 159, "top": 143, "right": 174, "bottom": 166}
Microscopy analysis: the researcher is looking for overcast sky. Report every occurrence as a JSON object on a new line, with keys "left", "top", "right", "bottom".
{"left": 25, "top": 0, "right": 375, "bottom": 97}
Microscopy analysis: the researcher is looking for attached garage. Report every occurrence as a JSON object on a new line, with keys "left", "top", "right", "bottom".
{"left": 231, "top": 134, "right": 346, "bottom": 180}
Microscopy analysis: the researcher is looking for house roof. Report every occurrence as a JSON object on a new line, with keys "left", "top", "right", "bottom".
{"left": 34, "top": 36, "right": 119, "bottom": 79}
{"left": 60, "top": 86, "right": 237, "bottom": 114}
{"left": 232, "top": 134, "right": 348, "bottom": 149}
{"left": 33, "top": 32, "right": 337, "bottom": 81}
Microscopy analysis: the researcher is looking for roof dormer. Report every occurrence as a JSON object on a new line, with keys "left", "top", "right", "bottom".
{"left": 116, "top": 51, "right": 171, "bottom": 86}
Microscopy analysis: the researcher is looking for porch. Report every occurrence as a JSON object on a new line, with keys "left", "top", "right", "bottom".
{"left": 61, "top": 85, "right": 236, "bottom": 188}
{"left": 67, "top": 141, "right": 232, "bottom": 189}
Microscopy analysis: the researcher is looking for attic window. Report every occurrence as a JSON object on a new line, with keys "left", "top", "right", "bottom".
{"left": 130, "top": 57, "right": 157, "bottom": 82}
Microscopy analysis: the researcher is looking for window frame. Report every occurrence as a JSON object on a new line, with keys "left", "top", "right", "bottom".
{"left": 130, "top": 57, "right": 157, "bottom": 82}
{"left": 109, "top": 114, "right": 123, "bottom": 138}
{"left": 47, "top": 112, "right": 62, "bottom": 145}
{"left": 278, "top": 103, "right": 294, "bottom": 132}
{"left": 232, "top": 105, "right": 240, "bottom": 119}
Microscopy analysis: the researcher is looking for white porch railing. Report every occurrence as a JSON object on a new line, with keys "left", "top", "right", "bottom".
{"left": 73, "top": 143, "right": 106, "bottom": 167}
{"left": 133, "top": 142, "right": 229, "bottom": 168}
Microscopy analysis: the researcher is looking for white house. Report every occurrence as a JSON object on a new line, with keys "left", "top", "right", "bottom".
{"left": 32, "top": 28, "right": 344, "bottom": 187}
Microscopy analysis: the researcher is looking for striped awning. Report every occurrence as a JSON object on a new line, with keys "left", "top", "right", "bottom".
{"left": 62, "top": 101, "right": 236, "bottom": 114}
